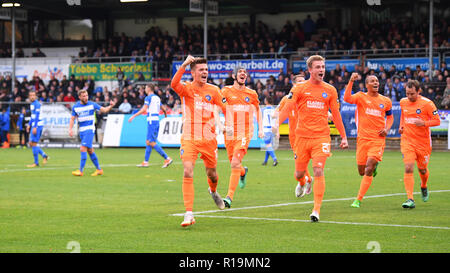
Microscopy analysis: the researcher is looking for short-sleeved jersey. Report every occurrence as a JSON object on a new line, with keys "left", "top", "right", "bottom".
{"left": 346, "top": 92, "right": 392, "bottom": 140}
{"left": 172, "top": 80, "right": 225, "bottom": 140}
{"left": 288, "top": 80, "right": 340, "bottom": 138}
{"left": 400, "top": 95, "right": 440, "bottom": 149}
{"left": 144, "top": 94, "right": 161, "bottom": 123}
{"left": 221, "top": 85, "right": 260, "bottom": 138}
{"left": 262, "top": 106, "right": 275, "bottom": 133}
{"left": 71, "top": 101, "right": 101, "bottom": 133}
{"left": 30, "top": 100, "right": 44, "bottom": 128}
{"left": 278, "top": 95, "right": 297, "bottom": 133}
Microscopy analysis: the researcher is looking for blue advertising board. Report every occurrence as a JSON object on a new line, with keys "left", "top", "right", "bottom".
{"left": 292, "top": 59, "right": 360, "bottom": 73}
{"left": 104, "top": 114, "right": 264, "bottom": 148}
{"left": 366, "top": 57, "right": 440, "bottom": 71}
{"left": 172, "top": 59, "right": 287, "bottom": 81}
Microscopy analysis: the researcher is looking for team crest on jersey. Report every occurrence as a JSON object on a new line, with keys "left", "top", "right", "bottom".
{"left": 180, "top": 149, "right": 184, "bottom": 156}
{"left": 245, "top": 97, "right": 250, "bottom": 102}
{"left": 416, "top": 109, "right": 421, "bottom": 114}
{"left": 222, "top": 97, "right": 227, "bottom": 103}
{"left": 379, "top": 104, "right": 384, "bottom": 109}
{"left": 205, "top": 95, "right": 211, "bottom": 101}
{"left": 322, "top": 92, "right": 328, "bottom": 98}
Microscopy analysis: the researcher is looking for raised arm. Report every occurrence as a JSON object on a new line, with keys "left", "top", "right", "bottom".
{"left": 329, "top": 91, "right": 348, "bottom": 149}
{"left": 171, "top": 55, "right": 195, "bottom": 96}
{"left": 343, "top": 72, "right": 359, "bottom": 104}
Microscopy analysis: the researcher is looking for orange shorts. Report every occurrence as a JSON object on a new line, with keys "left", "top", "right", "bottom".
{"left": 180, "top": 139, "right": 218, "bottom": 168}
{"left": 225, "top": 136, "right": 251, "bottom": 162}
{"left": 294, "top": 136, "right": 331, "bottom": 171}
{"left": 401, "top": 142, "right": 431, "bottom": 169}
{"left": 356, "top": 137, "right": 386, "bottom": 165}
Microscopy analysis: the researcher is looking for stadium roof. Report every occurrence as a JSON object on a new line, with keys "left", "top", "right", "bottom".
{"left": 10, "top": 0, "right": 422, "bottom": 20}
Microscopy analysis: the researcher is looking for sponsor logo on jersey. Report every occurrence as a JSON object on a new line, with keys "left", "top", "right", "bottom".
{"left": 365, "top": 108, "right": 382, "bottom": 117}
{"left": 307, "top": 101, "right": 325, "bottom": 109}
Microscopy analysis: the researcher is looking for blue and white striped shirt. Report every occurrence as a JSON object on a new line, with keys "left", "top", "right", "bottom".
{"left": 262, "top": 106, "right": 275, "bottom": 133}
{"left": 71, "top": 101, "right": 101, "bottom": 133}
{"left": 144, "top": 94, "right": 161, "bottom": 124}
{"left": 30, "top": 100, "right": 44, "bottom": 128}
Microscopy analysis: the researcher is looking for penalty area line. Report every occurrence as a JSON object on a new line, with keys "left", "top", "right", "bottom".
{"left": 191, "top": 214, "right": 450, "bottom": 230}
{"left": 171, "top": 190, "right": 450, "bottom": 216}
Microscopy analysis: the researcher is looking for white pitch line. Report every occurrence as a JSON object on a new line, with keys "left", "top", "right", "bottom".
{"left": 171, "top": 190, "right": 450, "bottom": 216}
{"left": 0, "top": 157, "right": 294, "bottom": 174}
{"left": 170, "top": 190, "right": 450, "bottom": 230}
{"left": 192, "top": 215, "right": 450, "bottom": 230}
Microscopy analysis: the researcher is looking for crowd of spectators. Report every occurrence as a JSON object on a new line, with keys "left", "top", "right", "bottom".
{"left": 0, "top": 60, "right": 449, "bottom": 121}
{"left": 0, "top": 14, "right": 449, "bottom": 117}
{"left": 73, "top": 16, "right": 448, "bottom": 63}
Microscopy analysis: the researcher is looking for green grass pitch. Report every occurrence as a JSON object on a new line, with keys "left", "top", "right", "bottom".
{"left": 0, "top": 147, "right": 449, "bottom": 253}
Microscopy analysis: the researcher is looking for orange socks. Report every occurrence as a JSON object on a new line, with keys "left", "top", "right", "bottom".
{"left": 295, "top": 169, "right": 312, "bottom": 186}
{"left": 305, "top": 169, "right": 312, "bottom": 184}
{"left": 182, "top": 177, "right": 194, "bottom": 212}
{"left": 404, "top": 173, "right": 415, "bottom": 200}
{"left": 419, "top": 169, "right": 429, "bottom": 188}
{"left": 207, "top": 176, "right": 219, "bottom": 193}
{"left": 227, "top": 168, "right": 241, "bottom": 200}
{"left": 313, "top": 176, "right": 325, "bottom": 214}
{"left": 295, "top": 172, "right": 306, "bottom": 186}
{"left": 357, "top": 175, "right": 373, "bottom": 201}
{"left": 183, "top": 175, "right": 220, "bottom": 212}
{"left": 240, "top": 166, "right": 246, "bottom": 176}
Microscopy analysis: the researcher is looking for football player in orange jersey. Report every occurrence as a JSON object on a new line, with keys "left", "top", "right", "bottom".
{"left": 344, "top": 73, "right": 394, "bottom": 208}
{"left": 286, "top": 55, "right": 348, "bottom": 222}
{"left": 399, "top": 80, "right": 440, "bottom": 209}
{"left": 220, "top": 66, "right": 264, "bottom": 208}
{"left": 171, "top": 55, "right": 227, "bottom": 227}
{"left": 273, "top": 75, "right": 314, "bottom": 198}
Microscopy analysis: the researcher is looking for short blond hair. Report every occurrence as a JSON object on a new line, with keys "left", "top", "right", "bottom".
{"left": 78, "top": 89, "right": 88, "bottom": 97}
{"left": 306, "top": 55, "right": 325, "bottom": 68}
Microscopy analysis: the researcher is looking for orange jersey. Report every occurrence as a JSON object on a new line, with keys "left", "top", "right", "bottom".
{"left": 277, "top": 96, "right": 298, "bottom": 147}
{"left": 400, "top": 95, "right": 440, "bottom": 149}
{"left": 221, "top": 85, "right": 260, "bottom": 138}
{"left": 171, "top": 67, "right": 225, "bottom": 141}
{"left": 288, "top": 80, "right": 346, "bottom": 139}
{"left": 346, "top": 92, "right": 392, "bottom": 140}
{"left": 278, "top": 96, "right": 297, "bottom": 128}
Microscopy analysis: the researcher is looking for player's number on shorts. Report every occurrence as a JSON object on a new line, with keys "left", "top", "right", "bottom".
{"left": 367, "top": 241, "right": 381, "bottom": 253}
{"left": 67, "top": 241, "right": 81, "bottom": 253}
{"left": 241, "top": 137, "right": 247, "bottom": 147}
{"left": 322, "top": 143, "right": 330, "bottom": 153}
